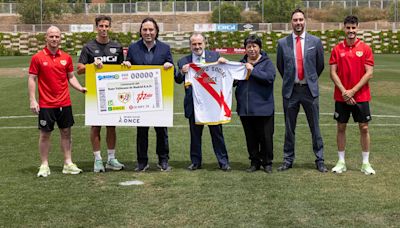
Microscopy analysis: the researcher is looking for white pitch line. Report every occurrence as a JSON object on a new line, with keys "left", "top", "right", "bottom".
{"left": 1, "top": 123, "right": 400, "bottom": 130}
{"left": 1, "top": 112, "right": 400, "bottom": 119}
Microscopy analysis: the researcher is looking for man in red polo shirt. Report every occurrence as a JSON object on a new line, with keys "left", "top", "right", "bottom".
{"left": 329, "top": 15, "right": 375, "bottom": 175}
{"left": 28, "top": 26, "right": 87, "bottom": 177}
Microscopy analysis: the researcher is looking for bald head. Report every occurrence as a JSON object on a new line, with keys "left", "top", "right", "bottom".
{"left": 46, "top": 26, "right": 61, "bottom": 36}
{"left": 45, "top": 26, "right": 61, "bottom": 52}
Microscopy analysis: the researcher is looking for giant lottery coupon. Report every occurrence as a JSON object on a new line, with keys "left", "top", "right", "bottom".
{"left": 96, "top": 69, "right": 163, "bottom": 114}
{"left": 85, "top": 64, "right": 174, "bottom": 127}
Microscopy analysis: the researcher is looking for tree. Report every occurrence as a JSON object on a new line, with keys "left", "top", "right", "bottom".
{"left": 16, "top": 0, "right": 65, "bottom": 24}
{"left": 211, "top": 3, "right": 242, "bottom": 23}
{"left": 260, "top": 0, "right": 302, "bottom": 23}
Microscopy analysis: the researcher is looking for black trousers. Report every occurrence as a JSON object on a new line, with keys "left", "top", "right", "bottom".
{"left": 240, "top": 116, "right": 274, "bottom": 166}
{"left": 189, "top": 116, "right": 229, "bottom": 167}
{"left": 136, "top": 127, "right": 169, "bottom": 165}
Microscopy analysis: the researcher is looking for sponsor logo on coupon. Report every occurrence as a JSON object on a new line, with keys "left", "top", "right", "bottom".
{"left": 136, "top": 91, "right": 152, "bottom": 103}
{"left": 108, "top": 106, "right": 125, "bottom": 111}
{"left": 98, "top": 74, "right": 119, "bottom": 80}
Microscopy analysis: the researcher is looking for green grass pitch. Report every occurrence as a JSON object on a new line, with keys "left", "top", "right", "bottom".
{"left": 0, "top": 54, "right": 399, "bottom": 227}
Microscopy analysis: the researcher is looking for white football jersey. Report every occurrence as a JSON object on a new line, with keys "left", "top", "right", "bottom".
{"left": 186, "top": 61, "right": 249, "bottom": 125}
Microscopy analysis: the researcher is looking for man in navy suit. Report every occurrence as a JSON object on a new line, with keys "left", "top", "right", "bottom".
{"left": 124, "top": 17, "right": 174, "bottom": 172}
{"left": 175, "top": 32, "right": 231, "bottom": 171}
{"left": 276, "top": 9, "right": 327, "bottom": 172}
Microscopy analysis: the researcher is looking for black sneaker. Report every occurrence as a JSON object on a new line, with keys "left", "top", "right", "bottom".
{"left": 220, "top": 164, "right": 231, "bottom": 171}
{"left": 263, "top": 165, "right": 273, "bottom": 173}
{"left": 246, "top": 165, "right": 260, "bottom": 172}
{"left": 157, "top": 161, "right": 171, "bottom": 172}
{"left": 187, "top": 163, "right": 202, "bottom": 171}
{"left": 135, "top": 163, "right": 149, "bottom": 172}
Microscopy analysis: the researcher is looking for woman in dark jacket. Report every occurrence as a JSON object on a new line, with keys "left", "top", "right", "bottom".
{"left": 235, "top": 35, "right": 276, "bottom": 173}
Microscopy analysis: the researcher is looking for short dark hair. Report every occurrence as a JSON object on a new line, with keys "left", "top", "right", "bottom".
{"left": 344, "top": 15, "right": 359, "bottom": 25}
{"left": 244, "top": 35, "right": 262, "bottom": 49}
{"left": 95, "top": 15, "right": 112, "bottom": 27}
{"left": 291, "top": 8, "right": 305, "bottom": 19}
{"left": 139, "top": 17, "right": 159, "bottom": 39}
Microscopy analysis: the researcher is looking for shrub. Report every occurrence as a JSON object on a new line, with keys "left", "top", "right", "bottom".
{"left": 307, "top": 6, "right": 388, "bottom": 22}
{"left": 16, "top": 0, "right": 65, "bottom": 24}
{"left": 259, "top": 0, "right": 302, "bottom": 23}
{"left": 211, "top": 3, "right": 242, "bottom": 23}
{"left": 240, "top": 11, "right": 262, "bottom": 23}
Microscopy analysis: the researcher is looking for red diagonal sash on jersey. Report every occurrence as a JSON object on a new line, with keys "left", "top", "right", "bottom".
{"left": 189, "top": 63, "right": 231, "bottom": 117}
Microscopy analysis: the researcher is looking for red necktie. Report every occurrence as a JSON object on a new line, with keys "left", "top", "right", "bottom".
{"left": 296, "top": 36, "right": 304, "bottom": 80}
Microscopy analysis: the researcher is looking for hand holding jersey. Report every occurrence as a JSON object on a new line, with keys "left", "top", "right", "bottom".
{"left": 185, "top": 61, "right": 249, "bottom": 124}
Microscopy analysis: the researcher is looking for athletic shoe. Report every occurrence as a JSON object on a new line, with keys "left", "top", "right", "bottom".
{"left": 94, "top": 159, "right": 105, "bottom": 173}
{"left": 135, "top": 163, "right": 149, "bottom": 172}
{"left": 361, "top": 163, "right": 376, "bottom": 175}
{"left": 157, "top": 161, "right": 171, "bottom": 172}
{"left": 220, "top": 164, "right": 231, "bottom": 171}
{"left": 62, "top": 163, "right": 82, "bottom": 175}
{"left": 37, "top": 165, "right": 51, "bottom": 177}
{"left": 331, "top": 160, "right": 347, "bottom": 174}
{"left": 105, "top": 158, "right": 125, "bottom": 171}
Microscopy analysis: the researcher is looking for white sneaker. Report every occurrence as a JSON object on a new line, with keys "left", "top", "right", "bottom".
{"left": 37, "top": 165, "right": 51, "bottom": 177}
{"left": 361, "top": 163, "right": 376, "bottom": 175}
{"left": 331, "top": 160, "right": 347, "bottom": 174}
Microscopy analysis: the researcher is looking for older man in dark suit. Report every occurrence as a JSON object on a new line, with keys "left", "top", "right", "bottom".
{"left": 125, "top": 17, "right": 174, "bottom": 172}
{"left": 276, "top": 8, "right": 327, "bottom": 172}
{"left": 175, "top": 32, "right": 231, "bottom": 171}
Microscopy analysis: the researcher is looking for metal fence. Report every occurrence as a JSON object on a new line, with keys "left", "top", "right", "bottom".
{"left": 1, "top": 22, "right": 398, "bottom": 33}
{"left": 0, "top": 1, "right": 396, "bottom": 15}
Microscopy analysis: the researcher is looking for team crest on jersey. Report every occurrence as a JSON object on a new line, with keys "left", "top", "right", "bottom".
{"left": 95, "top": 50, "right": 99, "bottom": 54}
{"left": 109, "top": 48, "right": 117, "bottom": 54}
{"left": 340, "top": 53, "right": 346, "bottom": 57}
{"left": 356, "top": 51, "right": 363, "bottom": 57}
{"left": 118, "top": 92, "right": 131, "bottom": 103}
{"left": 43, "top": 62, "right": 48, "bottom": 66}
{"left": 60, "top": 60, "right": 67, "bottom": 66}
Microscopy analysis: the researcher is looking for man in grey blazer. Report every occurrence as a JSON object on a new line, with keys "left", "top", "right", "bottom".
{"left": 276, "top": 8, "right": 327, "bottom": 172}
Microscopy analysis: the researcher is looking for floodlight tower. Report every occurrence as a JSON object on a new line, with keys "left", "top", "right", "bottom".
{"left": 40, "top": 0, "right": 43, "bottom": 32}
